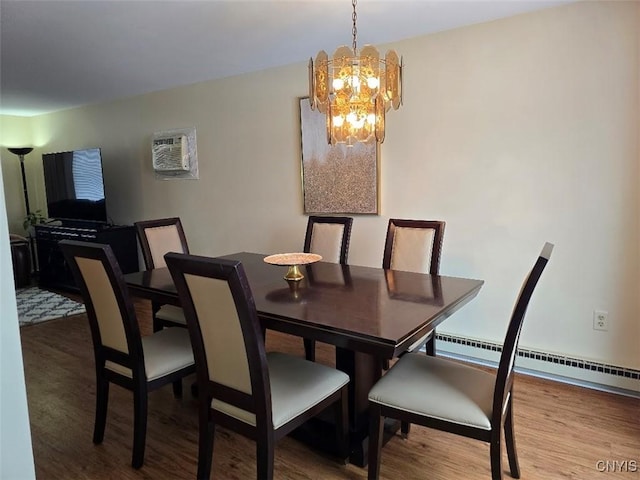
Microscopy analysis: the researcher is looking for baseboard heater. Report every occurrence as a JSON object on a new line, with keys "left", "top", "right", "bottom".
{"left": 434, "top": 333, "right": 640, "bottom": 387}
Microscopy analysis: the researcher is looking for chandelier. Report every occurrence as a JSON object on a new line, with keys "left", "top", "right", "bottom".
{"left": 308, "top": 0, "right": 402, "bottom": 145}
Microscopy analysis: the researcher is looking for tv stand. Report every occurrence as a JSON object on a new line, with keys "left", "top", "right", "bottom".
{"left": 35, "top": 222, "right": 139, "bottom": 292}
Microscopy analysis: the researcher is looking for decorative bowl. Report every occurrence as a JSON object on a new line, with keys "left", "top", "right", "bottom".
{"left": 264, "top": 253, "right": 322, "bottom": 281}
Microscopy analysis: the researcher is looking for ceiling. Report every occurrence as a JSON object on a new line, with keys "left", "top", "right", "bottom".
{"left": 1, "top": 0, "right": 570, "bottom": 117}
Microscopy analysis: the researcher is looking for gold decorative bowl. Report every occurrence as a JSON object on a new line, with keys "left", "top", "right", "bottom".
{"left": 263, "top": 253, "right": 322, "bottom": 281}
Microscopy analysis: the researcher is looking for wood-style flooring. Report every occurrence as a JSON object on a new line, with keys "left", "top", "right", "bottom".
{"left": 19, "top": 297, "right": 640, "bottom": 479}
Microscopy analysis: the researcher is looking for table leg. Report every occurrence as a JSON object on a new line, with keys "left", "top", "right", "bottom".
{"left": 290, "top": 348, "right": 399, "bottom": 467}
{"left": 335, "top": 347, "right": 399, "bottom": 467}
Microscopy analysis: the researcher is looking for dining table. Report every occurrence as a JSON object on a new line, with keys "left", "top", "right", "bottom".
{"left": 124, "top": 251, "right": 484, "bottom": 467}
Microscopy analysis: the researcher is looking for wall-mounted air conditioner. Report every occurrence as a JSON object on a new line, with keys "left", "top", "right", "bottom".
{"left": 152, "top": 134, "right": 190, "bottom": 172}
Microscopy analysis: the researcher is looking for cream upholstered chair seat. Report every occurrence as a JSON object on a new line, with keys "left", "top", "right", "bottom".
{"left": 367, "top": 243, "right": 553, "bottom": 480}
{"left": 106, "top": 327, "right": 193, "bottom": 381}
{"left": 155, "top": 304, "right": 186, "bottom": 325}
{"left": 369, "top": 354, "right": 495, "bottom": 431}
{"left": 405, "top": 332, "right": 433, "bottom": 353}
{"left": 165, "top": 252, "right": 350, "bottom": 480}
{"left": 212, "top": 352, "right": 348, "bottom": 429}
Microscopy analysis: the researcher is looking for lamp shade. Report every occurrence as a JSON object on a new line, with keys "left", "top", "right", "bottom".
{"left": 8, "top": 147, "right": 34, "bottom": 156}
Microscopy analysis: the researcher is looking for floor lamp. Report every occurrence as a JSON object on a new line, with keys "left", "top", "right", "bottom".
{"left": 8, "top": 147, "right": 36, "bottom": 270}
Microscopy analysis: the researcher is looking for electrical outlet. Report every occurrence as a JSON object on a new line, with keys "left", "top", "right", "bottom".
{"left": 593, "top": 310, "right": 609, "bottom": 331}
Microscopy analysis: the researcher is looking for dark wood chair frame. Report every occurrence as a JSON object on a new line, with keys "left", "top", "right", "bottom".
{"left": 303, "top": 215, "right": 353, "bottom": 361}
{"left": 59, "top": 240, "right": 195, "bottom": 469}
{"left": 368, "top": 243, "right": 552, "bottom": 480}
{"left": 134, "top": 217, "right": 190, "bottom": 332}
{"left": 165, "top": 253, "right": 349, "bottom": 480}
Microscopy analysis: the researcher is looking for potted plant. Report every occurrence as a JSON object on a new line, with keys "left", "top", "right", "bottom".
{"left": 23, "top": 210, "right": 47, "bottom": 237}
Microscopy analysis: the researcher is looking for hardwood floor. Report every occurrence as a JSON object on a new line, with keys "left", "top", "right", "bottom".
{"left": 19, "top": 297, "right": 639, "bottom": 479}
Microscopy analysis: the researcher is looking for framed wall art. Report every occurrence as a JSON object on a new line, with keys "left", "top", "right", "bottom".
{"left": 299, "top": 98, "right": 379, "bottom": 214}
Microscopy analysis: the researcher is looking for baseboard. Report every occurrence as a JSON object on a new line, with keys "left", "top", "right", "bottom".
{"left": 434, "top": 333, "right": 640, "bottom": 397}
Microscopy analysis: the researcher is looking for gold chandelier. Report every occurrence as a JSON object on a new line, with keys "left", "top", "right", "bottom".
{"left": 308, "top": 0, "right": 402, "bottom": 145}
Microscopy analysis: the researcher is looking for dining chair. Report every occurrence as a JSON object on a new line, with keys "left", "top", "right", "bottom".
{"left": 164, "top": 252, "right": 350, "bottom": 480}
{"left": 303, "top": 215, "right": 353, "bottom": 361}
{"left": 382, "top": 219, "right": 446, "bottom": 437}
{"left": 134, "top": 217, "right": 189, "bottom": 332}
{"left": 383, "top": 218, "right": 445, "bottom": 357}
{"left": 367, "top": 242, "right": 553, "bottom": 480}
{"left": 59, "top": 239, "right": 195, "bottom": 469}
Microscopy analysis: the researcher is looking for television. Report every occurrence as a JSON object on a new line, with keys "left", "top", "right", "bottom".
{"left": 42, "top": 147, "right": 108, "bottom": 224}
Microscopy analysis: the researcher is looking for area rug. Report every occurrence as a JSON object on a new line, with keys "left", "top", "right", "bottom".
{"left": 16, "top": 287, "right": 86, "bottom": 326}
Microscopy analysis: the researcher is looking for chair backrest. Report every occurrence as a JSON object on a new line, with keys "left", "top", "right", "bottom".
{"left": 303, "top": 216, "right": 353, "bottom": 265}
{"left": 59, "top": 239, "right": 144, "bottom": 375}
{"left": 382, "top": 219, "right": 445, "bottom": 274}
{"left": 165, "top": 253, "right": 272, "bottom": 430}
{"left": 492, "top": 242, "right": 553, "bottom": 424}
{"left": 135, "top": 217, "right": 189, "bottom": 270}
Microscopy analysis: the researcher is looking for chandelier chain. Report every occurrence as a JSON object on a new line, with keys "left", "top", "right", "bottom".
{"left": 351, "top": 0, "right": 358, "bottom": 52}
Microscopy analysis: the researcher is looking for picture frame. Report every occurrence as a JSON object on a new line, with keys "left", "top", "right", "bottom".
{"left": 299, "top": 97, "right": 379, "bottom": 214}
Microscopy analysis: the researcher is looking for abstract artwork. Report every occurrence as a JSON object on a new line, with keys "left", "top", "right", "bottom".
{"left": 299, "top": 98, "right": 379, "bottom": 214}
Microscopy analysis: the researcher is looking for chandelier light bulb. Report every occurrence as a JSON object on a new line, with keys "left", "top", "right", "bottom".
{"left": 333, "top": 78, "right": 344, "bottom": 90}
{"left": 349, "top": 116, "right": 365, "bottom": 129}
{"left": 333, "top": 116, "right": 345, "bottom": 127}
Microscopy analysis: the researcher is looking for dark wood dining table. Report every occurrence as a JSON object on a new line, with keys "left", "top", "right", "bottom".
{"left": 124, "top": 251, "right": 484, "bottom": 466}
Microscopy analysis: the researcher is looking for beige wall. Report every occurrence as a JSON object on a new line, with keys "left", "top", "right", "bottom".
{"left": 0, "top": 115, "right": 34, "bottom": 233}
{"left": 2, "top": 1, "right": 638, "bottom": 373}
